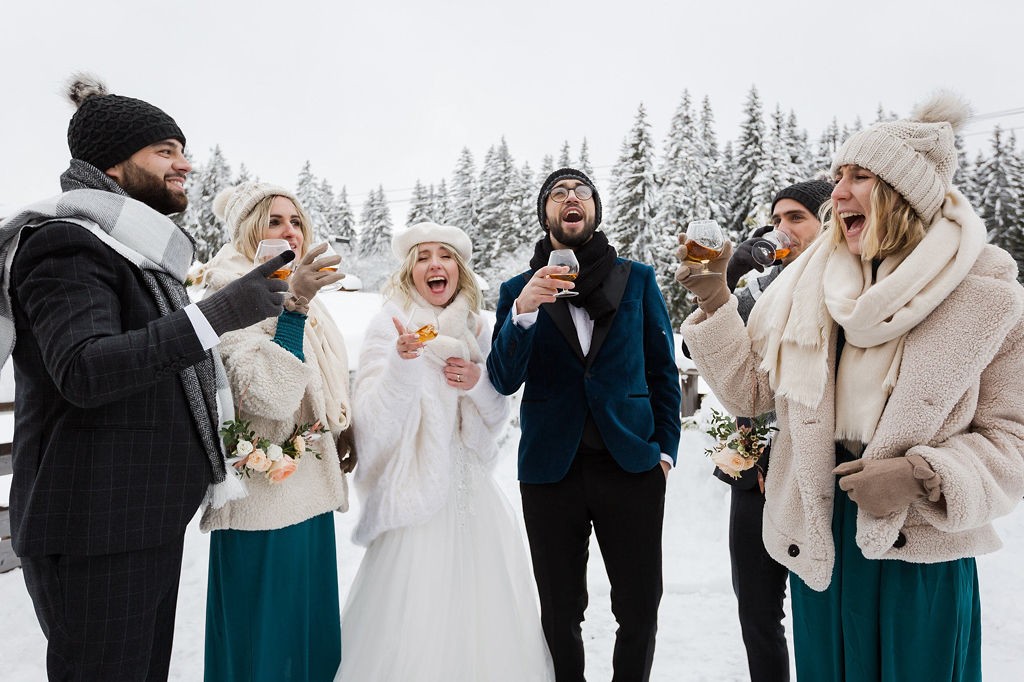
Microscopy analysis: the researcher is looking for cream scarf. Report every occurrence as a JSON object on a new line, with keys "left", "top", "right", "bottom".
{"left": 747, "top": 190, "right": 986, "bottom": 442}
{"left": 198, "top": 244, "right": 352, "bottom": 438}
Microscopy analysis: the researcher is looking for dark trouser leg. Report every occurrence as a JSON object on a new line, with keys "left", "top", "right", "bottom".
{"left": 586, "top": 452, "right": 666, "bottom": 682}
{"left": 20, "top": 536, "right": 186, "bottom": 682}
{"left": 729, "top": 486, "right": 790, "bottom": 682}
{"left": 521, "top": 458, "right": 591, "bottom": 682}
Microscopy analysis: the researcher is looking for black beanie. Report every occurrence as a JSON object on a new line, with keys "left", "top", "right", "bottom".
{"left": 771, "top": 179, "right": 833, "bottom": 218}
{"left": 66, "top": 74, "right": 185, "bottom": 171}
{"left": 536, "top": 167, "right": 602, "bottom": 229}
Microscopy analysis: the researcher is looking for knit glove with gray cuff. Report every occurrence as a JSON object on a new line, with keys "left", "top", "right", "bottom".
{"left": 674, "top": 239, "right": 733, "bottom": 314}
{"left": 833, "top": 454, "right": 943, "bottom": 517}
{"left": 197, "top": 251, "right": 294, "bottom": 335}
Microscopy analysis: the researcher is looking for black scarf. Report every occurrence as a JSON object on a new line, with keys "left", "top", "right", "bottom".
{"left": 529, "top": 231, "right": 618, "bottom": 323}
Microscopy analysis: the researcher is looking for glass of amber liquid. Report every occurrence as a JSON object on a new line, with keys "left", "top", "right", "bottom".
{"left": 315, "top": 242, "right": 344, "bottom": 292}
{"left": 683, "top": 219, "right": 725, "bottom": 275}
{"left": 750, "top": 230, "right": 793, "bottom": 267}
{"left": 406, "top": 308, "right": 438, "bottom": 343}
{"left": 254, "top": 239, "right": 294, "bottom": 280}
{"left": 547, "top": 249, "right": 580, "bottom": 298}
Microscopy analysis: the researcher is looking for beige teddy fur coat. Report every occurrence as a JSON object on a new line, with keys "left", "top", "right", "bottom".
{"left": 198, "top": 245, "right": 352, "bottom": 532}
{"left": 682, "top": 245, "right": 1024, "bottom": 591}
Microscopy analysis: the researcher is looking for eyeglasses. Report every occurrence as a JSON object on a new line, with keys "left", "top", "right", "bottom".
{"left": 547, "top": 185, "right": 594, "bottom": 203}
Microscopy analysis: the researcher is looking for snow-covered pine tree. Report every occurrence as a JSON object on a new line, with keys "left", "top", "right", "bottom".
{"left": 653, "top": 91, "right": 702, "bottom": 323}
{"left": 517, "top": 161, "right": 536, "bottom": 239}
{"left": 558, "top": 140, "right": 572, "bottom": 168}
{"left": 190, "top": 145, "right": 233, "bottom": 263}
{"left": 450, "top": 147, "right": 479, "bottom": 248}
{"left": 433, "top": 179, "right": 451, "bottom": 224}
{"left": 727, "top": 86, "right": 767, "bottom": 240}
{"left": 607, "top": 103, "right": 659, "bottom": 266}
{"left": 477, "top": 138, "right": 526, "bottom": 290}
{"left": 357, "top": 186, "right": 395, "bottom": 291}
{"left": 697, "top": 95, "right": 727, "bottom": 225}
{"left": 785, "top": 110, "right": 815, "bottom": 179}
{"left": 813, "top": 118, "right": 842, "bottom": 177}
{"left": 537, "top": 154, "right": 554, "bottom": 184}
{"left": 579, "top": 138, "right": 595, "bottom": 177}
{"left": 234, "top": 163, "right": 253, "bottom": 185}
{"left": 976, "top": 127, "right": 1024, "bottom": 278}
{"left": 407, "top": 180, "right": 432, "bottom": 226}
{"left": 296, "top": 161, "right": 330, "bottom": 243}
{"left": 751, "top": 105, "right": 800, "bottom": 226}
{"left": 329, "top": 185, "right": 357, "bottom": 250}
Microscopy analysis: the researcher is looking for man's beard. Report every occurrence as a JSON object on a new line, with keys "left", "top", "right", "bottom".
{"left": 119, "top": 161, "right": 188, "bottom": 215}
{"left": 548, "top": 215, "right": 597, "bottom": 248}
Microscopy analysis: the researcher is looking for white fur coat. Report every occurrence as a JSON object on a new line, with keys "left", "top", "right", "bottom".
{"left": 198, "top": 245, "right": 352, "bottom": 532}
{"left": 682, "top": 245, "right": 1024, "bottom": 591}
{"left": 351, "top": 300, "right": 509, "bottom": 546}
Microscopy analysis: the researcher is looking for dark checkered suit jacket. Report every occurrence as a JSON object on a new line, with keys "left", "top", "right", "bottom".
{"left": 8, "top": 222, "right": 213, "bottom": 557}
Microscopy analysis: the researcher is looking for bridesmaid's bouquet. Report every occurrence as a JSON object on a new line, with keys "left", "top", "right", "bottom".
{"left": 221, "top": 418, "right": 328, "bottom": 483}
{"left": 704, "top": 409, "right": 776, "bottom": 480}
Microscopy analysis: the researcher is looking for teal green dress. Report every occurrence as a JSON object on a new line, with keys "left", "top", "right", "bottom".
{"left": 790, "top": 480, "right": 981, "bottom": 681}
{"left": 205, "top": 311, "right": 341, "bottom": 681}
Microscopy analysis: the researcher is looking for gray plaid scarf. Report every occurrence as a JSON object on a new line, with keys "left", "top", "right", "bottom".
{"left": 0, "top": 160, "right": 244, "bottom": 506}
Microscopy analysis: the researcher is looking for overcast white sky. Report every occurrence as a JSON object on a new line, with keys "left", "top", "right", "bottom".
{"left": 3, "top": 0, "right": 1023, "bottom": 217}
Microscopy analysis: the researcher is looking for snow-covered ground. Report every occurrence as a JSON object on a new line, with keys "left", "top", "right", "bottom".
{"left": 1, "top": 291, "right": 1022, "bottom": 681}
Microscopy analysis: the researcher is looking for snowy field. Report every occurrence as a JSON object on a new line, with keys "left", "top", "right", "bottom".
{"left": 2, "top": 291, "right": 1023, "bottom": 680}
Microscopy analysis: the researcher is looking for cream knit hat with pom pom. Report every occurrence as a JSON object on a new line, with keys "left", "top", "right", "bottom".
{"left": 831, "top": 91, "right": 971, "bottom": 224}
{"left": 213, "top": 182, "right": 301, "bottom": 240}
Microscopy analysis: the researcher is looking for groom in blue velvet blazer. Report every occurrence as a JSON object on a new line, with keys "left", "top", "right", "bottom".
{"left": 488, "top": 168, "right": 680, "bottom": 682}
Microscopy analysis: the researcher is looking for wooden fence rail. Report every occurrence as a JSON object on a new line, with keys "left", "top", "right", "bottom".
{"left": 0, "top": 440, "right": 19, "bottom": 573}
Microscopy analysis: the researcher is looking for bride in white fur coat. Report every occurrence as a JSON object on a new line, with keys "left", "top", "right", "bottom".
{"left": 336, "top": 222, "right": 553, "bottom": 681}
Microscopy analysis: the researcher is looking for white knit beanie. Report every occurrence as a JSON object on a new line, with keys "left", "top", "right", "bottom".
{"left": 831, "top": 91, "right": 971, "bottom": 224}
{"left": 391, "top": 222, "right": 473, "bottom": 261}
{"left": 212, "top": 182, "right": 301, "bottom": 240}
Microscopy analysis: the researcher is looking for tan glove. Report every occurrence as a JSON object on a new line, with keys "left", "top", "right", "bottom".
{"left": 833, "top": 454, "right": 942, "bottom": 517}
{"left": 674, "top": 238, "right": 733, "bottom": 314}
{"left": 289, "top": 243, "right": 344, "bottom": 310}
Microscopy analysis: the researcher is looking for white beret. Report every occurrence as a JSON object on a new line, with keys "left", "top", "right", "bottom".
{"left": 391, "top": 222, "right": 473, "bottom": 262}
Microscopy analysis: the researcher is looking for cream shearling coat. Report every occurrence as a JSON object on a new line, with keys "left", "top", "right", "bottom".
{"left": 198, "top": 245, "right": 352, "bottom": 532}
{"left": 351, "top": 300, "right": 509, "bottom": 546}
{"left": 682, "top": 245, "right": 1024, "bottom": 591}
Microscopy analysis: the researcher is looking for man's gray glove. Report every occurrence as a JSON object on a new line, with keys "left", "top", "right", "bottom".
{"left": 197, "top": 251, "right": 294, "bottom": 335}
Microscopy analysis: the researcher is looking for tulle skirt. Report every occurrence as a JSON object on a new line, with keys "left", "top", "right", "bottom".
{"left": 336, "top": 470, "right": 553, "bottom": 681}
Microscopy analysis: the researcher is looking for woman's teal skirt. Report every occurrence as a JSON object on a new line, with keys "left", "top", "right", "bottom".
{"left": 790, "top": 484, "right": 981, "bottom": 681}
{"left": 205, "top": 512, "right": 341, "bottom": 681}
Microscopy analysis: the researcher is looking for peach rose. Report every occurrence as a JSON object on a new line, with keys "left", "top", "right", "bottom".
{"left": 267, "top": 455, "right": 298, "bottom": 483}
{"left": 711, "top": 446, "right": 753, "bottom": 479}
{"left": 245, "top": 448, "right": 272, "bottom": 473}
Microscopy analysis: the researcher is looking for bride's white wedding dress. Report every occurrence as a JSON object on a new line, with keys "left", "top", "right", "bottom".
{"left": 335, "top": 441, "right": 554, "bottom": 681}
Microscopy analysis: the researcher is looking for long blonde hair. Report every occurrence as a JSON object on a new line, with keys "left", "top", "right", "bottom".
{"left": 382, "top": 242, "right": 482, "bottom": 311}
{"left": 233, "top": 195, "right": 313, "bottom": 261}
{"left": 828, "top": 176, "right": 927, "bottom": 260}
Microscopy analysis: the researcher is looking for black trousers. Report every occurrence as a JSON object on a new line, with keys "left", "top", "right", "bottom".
{"left": 521, "top": 449, "right": 666, "bottom": 682}
{"left": 20, "top": 535, "right": 186, "bottom": 682}
{"left": 728, "top": 485, "right": 790, "bottom": 682}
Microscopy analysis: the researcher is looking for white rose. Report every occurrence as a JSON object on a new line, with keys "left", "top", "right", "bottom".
{"left": 235, "top": 440, "right": 254, "bottom": 457}
{"left": 266, "top": 443, "right": 284, "bottom": 462}
{"left": 711, "top": 446, "right": 749, "bottom": 479}
{"left": 292, "top": 436, "right": 306, "bottom": 454}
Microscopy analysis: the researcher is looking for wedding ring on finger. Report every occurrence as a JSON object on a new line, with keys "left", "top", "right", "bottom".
{"left": 457, "top": 374, "right": 463, "bottom": 383}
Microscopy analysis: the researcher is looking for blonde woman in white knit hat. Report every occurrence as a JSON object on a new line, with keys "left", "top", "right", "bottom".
{"left": 198, "top": 182, "right": 354, "bottom": 681}
{"left": 336, "top": 223, "right": 554, "bottom": 681}
{"left": 676, "top": 92, "right": 1024, "bottom": 681}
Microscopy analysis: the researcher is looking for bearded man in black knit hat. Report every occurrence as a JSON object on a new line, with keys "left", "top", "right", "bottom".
{"left": 0, "top": 74, "right": 292, "bottom": 681}
{"left": 488, "top": 168, "right": 681, "bottom": 681}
